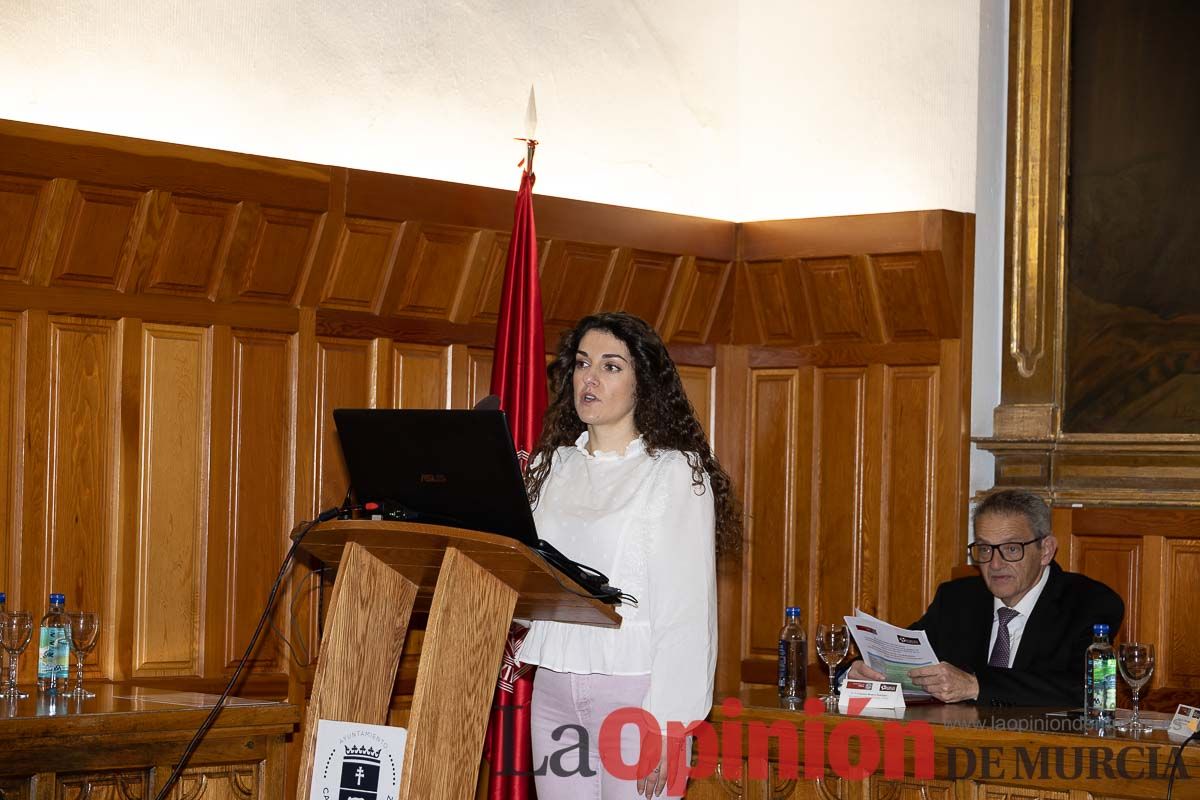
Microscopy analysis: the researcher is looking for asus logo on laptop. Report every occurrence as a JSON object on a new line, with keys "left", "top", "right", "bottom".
{"left": 420, "top": 473, "right": 448, "bottom": 484}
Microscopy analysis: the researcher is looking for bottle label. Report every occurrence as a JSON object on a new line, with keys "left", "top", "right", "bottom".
{"left": 1102, "top": 656, "right": 1117, "bottom": 711}
{"left": 1087, "top": 655, "right": 1117, "bottom": 714}
{"left": 38, "top": 625, "right": 70, "bottom": 681}
{"left": 778, "top": 639, "right": 787, "bottom": 688}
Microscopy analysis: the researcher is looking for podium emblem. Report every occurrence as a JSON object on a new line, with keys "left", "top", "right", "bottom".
{"left": 310, "top": 721, "right": 406, "bottom": 800}
{"left": 339, "top": 745, "right": 382, "bottom": 800}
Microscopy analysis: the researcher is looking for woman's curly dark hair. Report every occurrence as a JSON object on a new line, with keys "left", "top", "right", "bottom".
{"left": 525, "top": 312, "right": 742, "bottom": 556}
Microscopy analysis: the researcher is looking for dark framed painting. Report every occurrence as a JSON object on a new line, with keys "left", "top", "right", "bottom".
{"left": 1063, "top": 0, "right": 1200, "bottom": 434}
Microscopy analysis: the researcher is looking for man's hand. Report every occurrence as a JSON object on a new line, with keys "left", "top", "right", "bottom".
{"left": 846, "top": 660, "right": 887, "bottom": 681}
{"left": 907, "top": 662, "right": 979, "bottom": 703}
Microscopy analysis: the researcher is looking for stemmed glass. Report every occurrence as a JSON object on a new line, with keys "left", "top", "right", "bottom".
{"left": 67, "top": 612, "right": 100, "bottom": 699}
{"left": 816, "top": 623, "right": 850, "bottom": 706}
{"left": 1117, "top": 642, "right": 1155, "bottom": 733}
{"left": 0, "top": 612, "right": 34, "bottom": 700}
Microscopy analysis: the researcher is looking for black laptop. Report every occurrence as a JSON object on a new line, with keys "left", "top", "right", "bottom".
{"left": 333, "top": 408, "right": 539, "bottom": 546}
{"left": 332, "top": 407, "right": 627, "bottom": 605}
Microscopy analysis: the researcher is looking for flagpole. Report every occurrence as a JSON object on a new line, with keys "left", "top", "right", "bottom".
{"left": 483, "top": 86, "right": 545, "bottom": 800}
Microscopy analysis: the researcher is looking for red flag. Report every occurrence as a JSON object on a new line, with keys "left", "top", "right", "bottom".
{"left": 489, "top": 169, "right": 547, "bottom": 465}
{"left": 483, "top": 166, "right": 544, "bottom": 799}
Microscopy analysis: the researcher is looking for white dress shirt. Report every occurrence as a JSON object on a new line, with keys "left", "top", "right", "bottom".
{"left": 518, "top": 431, "right": 718, "bottom": 729}
{"left": 986, "top": 564, "right": 1050, "bottom": 667}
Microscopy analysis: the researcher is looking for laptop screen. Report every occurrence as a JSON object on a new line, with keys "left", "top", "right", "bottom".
{"left": 332, "top": 408, "right": 539, "bottom": 546}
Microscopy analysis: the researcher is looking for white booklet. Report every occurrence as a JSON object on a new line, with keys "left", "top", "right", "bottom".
{"left": 843, "top": 608, "right": 938, "bottom": 700}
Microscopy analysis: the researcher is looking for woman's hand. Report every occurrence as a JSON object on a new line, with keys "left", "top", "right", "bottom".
{"left": 636, "top": 734, "right": 686, "bottom": 797}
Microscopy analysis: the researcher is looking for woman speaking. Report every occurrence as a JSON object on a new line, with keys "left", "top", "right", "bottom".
{"left": 519, "top": 312, "right": 741, "bottom": 798}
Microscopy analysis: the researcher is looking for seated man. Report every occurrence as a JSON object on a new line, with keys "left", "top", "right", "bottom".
{"left": 848, "top": 489, "right": 1124, "bottom": 706}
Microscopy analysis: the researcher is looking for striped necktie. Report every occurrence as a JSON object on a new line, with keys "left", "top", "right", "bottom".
{"left": 988, "top": 607, "right": 1020, "bottom": 667}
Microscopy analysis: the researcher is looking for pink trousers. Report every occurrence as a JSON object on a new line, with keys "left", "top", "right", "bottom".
{"left": 530, "top": 668, "right": 672, "bottom": 799}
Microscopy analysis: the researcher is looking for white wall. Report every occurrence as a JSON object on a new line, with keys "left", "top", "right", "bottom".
{"left": 969, "top": 0, "right": 1008, "bottom": 500}
{"left": 0, "top": 1, "right": 981, "bottom": 222}
{"left": 735, "top": 0, "right": 980, "bottom": 221}
{"left": 0, "top": 0, "right": 739, "bottom": 218}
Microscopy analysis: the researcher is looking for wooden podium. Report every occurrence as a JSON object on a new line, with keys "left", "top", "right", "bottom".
{"left": 293, "top": 520, "right": 621, "bottom": 800}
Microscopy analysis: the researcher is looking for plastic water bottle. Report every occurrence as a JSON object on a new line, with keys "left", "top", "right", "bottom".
{"left": 1084, "top": 623, "right": 1116, "bottom": 728}
{"left": 778, "top": 606, "right": 807, "bottom": 701}
{"left": 36, "top": 593, "right": 70, "bottom": 694}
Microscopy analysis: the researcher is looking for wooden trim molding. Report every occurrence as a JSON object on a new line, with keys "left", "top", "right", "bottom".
{"left": 1004, "top": 0, "right": 1070, "bottom": 389}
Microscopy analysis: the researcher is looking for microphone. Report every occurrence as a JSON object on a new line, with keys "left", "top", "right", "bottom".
{"left": 474, "top": 394, "right": 501, "bottom": 411}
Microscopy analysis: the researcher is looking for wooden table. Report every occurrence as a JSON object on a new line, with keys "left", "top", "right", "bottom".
{"left": 686, "top": 687, "right": 1200, "bottom": 800}
{"left": 0, "top": 684, "right": 298, "bottom": 800}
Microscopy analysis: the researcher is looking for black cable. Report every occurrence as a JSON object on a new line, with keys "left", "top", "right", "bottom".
{"left": 1166, "top": 728, "right": 1200, "bottom": 800}
{"left": 529, "top": 543, "right": 637, "bottom": 605}
{"left": 285, "top": 574, "right": 325, "bottom": 666}
{"left": 152, "top": 506, "right": 342, "bottom": 800}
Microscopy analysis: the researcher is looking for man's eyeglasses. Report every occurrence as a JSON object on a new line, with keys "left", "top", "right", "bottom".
{"left": 966, "top": 538, "right": 1043, "bottom": 563}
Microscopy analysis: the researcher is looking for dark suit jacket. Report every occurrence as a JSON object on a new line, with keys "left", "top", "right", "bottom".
{"left": 910, "top": 561, "right": 1124, "bottom": 707}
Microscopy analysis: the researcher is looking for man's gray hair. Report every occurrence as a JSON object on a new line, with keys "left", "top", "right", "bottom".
{"left": 972, "top": 489, "right": 1052, "bottom": 540}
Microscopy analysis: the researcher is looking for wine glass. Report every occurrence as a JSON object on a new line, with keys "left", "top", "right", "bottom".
{"left": 1117, "top": 642, "right": 1154, "bottom": 732}
{"left": 816, "top": 623, "right": 850, "bottom": 705}
{"left": 67, "top": 612, "right": 100, "bottom": 699}
{"left": 0, "top": 611, "right": 34, "bottom": 700}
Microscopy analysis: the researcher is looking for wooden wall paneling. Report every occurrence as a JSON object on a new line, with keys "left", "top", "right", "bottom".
{"left": 15, "top": 311, "right": 47, "bottom": 683}
{"left": 25, "top": 178, "right": 76, "bottom": 287}
{"left": 233, "top": 205, "right": 325, "bottom": 305}
{"left": 223, "top": 330, "right": 296, "bottom": 674}
{"left": 0, "top": 120, "right": 332, "bottom": 211}
{"left": 387, "top": 222, "right": 480, "bottom": 321}
{"left": 858, "top": 364, "right": 885, "bottom": 622}
{"left": 1139, "top": 533, "right": 1164, "bottom": 690}
{"left": 202, "top": 326, "right": 233, "bottom": 680}
{"left": 865, "top": 253, "right": 944, "bottom": 342}
{"left": 1162, "top": 539, "right": 1200, "bottom": 688}
{"left": 662, "top": 257, "right": 733, "bottom": 345}
{"left": 0, "top": 311, "right": 21, "bottom": 606}
{"left": 457, "top": 230, "right": 502, "bottom": 327}
{"left": 0, "top": 314, "right": 20, "bottom": 601}
{"left": 713, "top": 345, "right": 748, "bottom": 693}
{"left": 288, "top": 307, "right": 319, "bottom": 798}
{"left": 812, "top": 368, "right": 867, "bottom": 627}
{"left": 313, "top": 337, "right": 378, "bottom": 512}
{"left": 877, "top": 366, "right": 939, "bottom": 626}
{"left": 318, "top": 217, "right": 404, "bottom": 313}
{"left": 799, "top": 257, "right": 878, "bottom": 346}
{"left": 390, "top": 343, "right": 450, "bottom": 410}
{"left": 459, "top": 232, "right": 553, "bottom": 328}
{"left": 111, "top": 317, "right": 139, "bottom": 684}
{"left": 449, "top": 347, "right": 495, "bottom": 410}
{"left": 677, "top": 364, "right": 714, "bottom": 442}
{"left": 1051, "top": 506, "right": 1074, "bottom": 577}
{"left": 49, "top": 184, "right": 152, "bottom": 292}
{"left": 793, "top": 367, "right": 816, "bottom": 676}
{"left": 138, "top": 195, "right": 241, "bottom": 300}
{"left": 741, "top": 369, "right": 800, "bottom": 680}
{"left": 606, "top": 249, "right": 681, "bottom": 329}
{"left": 131, "top": 324, "right": 210, "bottom": 678}
{"left": 597, "top": 247, "right": 634, "bottom": 314}
{"left": 742, "top": 260, "right": 811, "bottom": 347}
{"left": 343, "top": 166, "right": 734, "bottom": 262}
{"left": 538, "top": 240, "right": 619, "bottom": 328}
{"left": 1068, "top": 535, "right": 1141, "bottom": 645}
{"left": 43, "top": 316, "right": 120, "bottom": 680}
{"left": 934, "top": 339, "right": 968, "bottom": 591}
{"left": 0, "top": 173, "right": 49, "bottom": 283}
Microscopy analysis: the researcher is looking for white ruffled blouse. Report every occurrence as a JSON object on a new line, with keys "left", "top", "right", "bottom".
{"left": 518, "top": 431, "right": 718, "bottom": 729}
